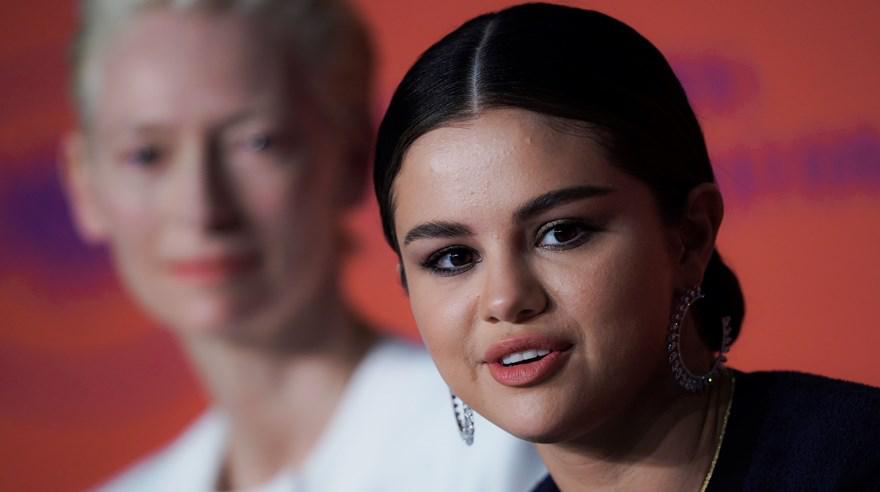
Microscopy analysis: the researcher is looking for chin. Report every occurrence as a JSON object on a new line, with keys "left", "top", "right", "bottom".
{"left": 164, "top": 312, "right": 235, "bottom": 339}
{"left": 482, "top": 390, "right": 578, "bottom": 444}
{"left": 159, "top": 297, "right": 259, "bottom": 339}
{"left": 496, "top": 415, "right": 574, "bottom": 445}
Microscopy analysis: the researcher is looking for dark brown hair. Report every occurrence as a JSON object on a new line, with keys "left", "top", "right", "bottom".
{"left": 373, "top": 3, "right": 744, "bottom": 348}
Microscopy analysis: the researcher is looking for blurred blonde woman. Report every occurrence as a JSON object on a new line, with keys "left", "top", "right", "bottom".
{"left": 61, "top": 0, "right": 545, "bottom": 490}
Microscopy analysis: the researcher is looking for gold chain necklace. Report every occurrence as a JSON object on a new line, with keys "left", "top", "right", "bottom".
{"left": 698, "top": 372, "right": 736, "bottom": 492}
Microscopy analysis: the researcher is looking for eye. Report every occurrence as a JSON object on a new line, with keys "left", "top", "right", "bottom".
{"left": 421, "top": 246, "right": 480, "bottom": 276}
{"left": 536, "top": 220, "right": 593, "bottom": 250}
{"left": 245, "top": 134, "right": 273, "bottom": 152}
{"left": 126, "top": 145, "right": 163, "bottom": 167}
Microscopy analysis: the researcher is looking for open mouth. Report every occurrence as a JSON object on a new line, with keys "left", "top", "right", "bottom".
{"left": 485, "top": 336, "right": 573, "bottom": 387}
{"left": 501, "top": 349, "right": 551, "bottom": 366}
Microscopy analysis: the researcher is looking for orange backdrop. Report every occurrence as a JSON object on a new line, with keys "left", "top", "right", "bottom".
{"left": 1, "top": 1, "right": 878, "bottom": 490}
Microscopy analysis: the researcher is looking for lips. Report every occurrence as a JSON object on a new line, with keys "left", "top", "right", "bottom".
{"left": 167, "top": 253, "right": 260, "bottom": 283}
{"left": 484, "top": 335, "right": 573, "bottom": 387}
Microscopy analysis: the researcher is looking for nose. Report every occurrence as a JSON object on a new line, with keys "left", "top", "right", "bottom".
{"left": 479, "top": 252, "right": 549, "bottom": 325}
{"left": 172, "top": 139, "right": 240, "bottom": 232}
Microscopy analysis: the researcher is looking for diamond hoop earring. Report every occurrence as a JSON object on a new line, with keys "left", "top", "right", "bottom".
{"left": 666, "top": 287, "right": 732, "bottom": 392}
{"left": 450, "top": 392, "right": 474, "bottom": 445}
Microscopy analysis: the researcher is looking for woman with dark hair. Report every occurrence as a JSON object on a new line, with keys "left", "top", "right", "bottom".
{"left": 374, "top": 3, "right": 880, "bottom": 490}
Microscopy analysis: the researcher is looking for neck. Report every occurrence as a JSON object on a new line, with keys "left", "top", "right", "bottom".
{"left": 180, "top": 291, "right": 377, "bottom": 489}
{"left": 536, "top": 370, "right": 732, "bottom": 492}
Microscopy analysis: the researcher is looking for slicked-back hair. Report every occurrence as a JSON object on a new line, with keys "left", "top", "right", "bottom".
{"left": 373, "top": 3, "right": 745, "bottom": 349}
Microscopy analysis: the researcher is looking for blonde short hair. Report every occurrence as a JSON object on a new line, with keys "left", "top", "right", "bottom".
{"left": 71, "top": 0, "right": 373, "bottom": 145}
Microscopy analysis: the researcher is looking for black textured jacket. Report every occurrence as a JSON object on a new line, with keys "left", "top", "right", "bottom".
{"left": 531, "top": 371, "right": 880, "bottom": 491}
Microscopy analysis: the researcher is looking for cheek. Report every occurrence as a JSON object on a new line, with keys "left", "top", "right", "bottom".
{"left": 553, "top": 234, "right": 675, "bottom": 364}
{"left": 94, "top": 182, "right": 169, "bottom": 316}
{"left": 235, "top": 163, "right": 298, "bottom": 220}
{"left": 606, "top": 247, "right": 674, "bottom": 364}
{"left": 243, "top": 148, "right": 345, "bottom": 227}
{"left": 245, "top": 168, "right": 346, "bottom": 296}
{"left": 87, "top": 156, "right": 164, "bottom": 235}
{"left": 410, "top": 284, "right": 459, "bottom": 351}
{"left": 408, "top": 275, "right": 478, "bottom": 375}
{"left": 95, "top": 177, "right": 159, "bottom": 253}
{"left": 238, "top": 172, "right": 316, "bottom": 251}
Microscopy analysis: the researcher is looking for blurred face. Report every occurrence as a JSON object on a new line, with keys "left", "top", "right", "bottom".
{"left": 66, "top": 11, "right": 354, "bottom": 340}
{"left": 393, "top": 109, "right": 685, "bottom": 443}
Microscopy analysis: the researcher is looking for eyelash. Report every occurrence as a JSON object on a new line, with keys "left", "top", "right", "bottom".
{"left": 419, "top": 219, "right": 597, "bottom": 277}
{"left": 534, "top": 219, "right": 596, "bottom": 250}
{"left": 240, "top": 133, "right": 276, "bottom": 153}
{"left": 236, "top": 132, "right": 309, "bottom": 166}
{"left": 125, "top": 145, "right": 163, "bottom": 168}
{"left": 420, "top": 245, "right": 481, "bottom": 276}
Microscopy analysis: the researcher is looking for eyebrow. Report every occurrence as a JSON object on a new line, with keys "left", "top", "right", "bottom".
{"left": 104, "top": 109, "right": 284, "bottom": 141}
{"left": 514, "top": 185, "right": 614, "bottom": 223}
{"left": 219, "top": 109, "right": 279, "bottom": 129}
{"left": 115, "top": 123, "right": 171, "bottom": 136}
{"left": 403, "top": 221, "right": 473, "bottom": 246}
{"left": 401, "top": 185, "right": 614, "bottom": 246}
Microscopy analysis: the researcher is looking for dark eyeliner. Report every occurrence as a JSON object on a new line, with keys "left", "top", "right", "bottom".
{"left": 420, "top": 245, "right": 480, "bottom": 276}
{"left": 535, "top": 218, "right": 596, "bottom": 250}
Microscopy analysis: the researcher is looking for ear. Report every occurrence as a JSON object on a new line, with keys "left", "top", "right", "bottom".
{"left": 59, "top": 132, "right": 108, "bottom": 243}
{"left": 676, "top": 183, "right": 723, "bottom": 287}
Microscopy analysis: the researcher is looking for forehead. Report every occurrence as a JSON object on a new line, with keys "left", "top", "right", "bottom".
{"left": 91, "top": 9, "right": 291, "bottom": 128}
{"left": 393, "top": 108, "right": 621, "bottom": 224}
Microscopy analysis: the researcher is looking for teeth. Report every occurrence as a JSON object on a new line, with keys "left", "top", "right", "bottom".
{"left": 501, "top": 349, "right": 550, "bottom": 366}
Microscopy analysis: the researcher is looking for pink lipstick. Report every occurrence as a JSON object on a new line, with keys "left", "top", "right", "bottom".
{"left": 484, "top": 335, "right": 572, "bottom": 387}
{"left": 167, "top": 253, "right": 260, "bottom": 283}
